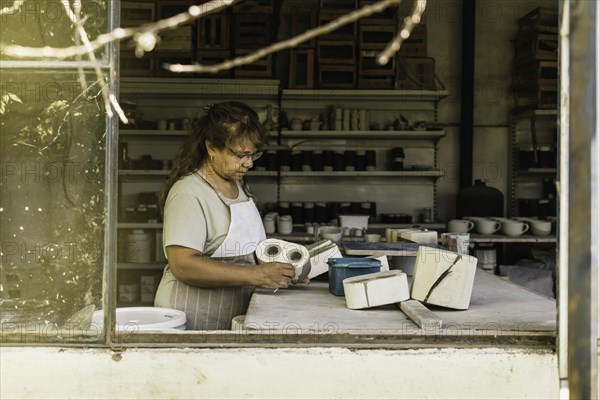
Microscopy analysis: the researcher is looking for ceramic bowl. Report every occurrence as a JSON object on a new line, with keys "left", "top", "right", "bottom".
{"left": 319, "top": 226, "right": 343, "bottom": 242}
{"left": 364, "top": 234, "right": 381, "bottom": 242}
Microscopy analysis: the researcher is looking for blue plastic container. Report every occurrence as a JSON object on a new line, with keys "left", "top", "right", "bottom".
{"left": 327, "top": 257, "right": 382, "bottom": 296}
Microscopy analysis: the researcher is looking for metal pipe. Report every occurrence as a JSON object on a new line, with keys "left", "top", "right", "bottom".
{"left": 102, "top": 0, "right": 119, "bottom": 347}
{"left": 459, "top": 0, "right": 475, "bottom": 189}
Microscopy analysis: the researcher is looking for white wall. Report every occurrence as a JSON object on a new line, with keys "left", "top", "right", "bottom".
{"left": 1, "top": 346, "right": 558, "bottom": 399}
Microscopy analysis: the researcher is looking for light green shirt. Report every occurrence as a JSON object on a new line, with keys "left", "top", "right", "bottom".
{"left": 154, "top": 173, "right": 248, "bottom": 307}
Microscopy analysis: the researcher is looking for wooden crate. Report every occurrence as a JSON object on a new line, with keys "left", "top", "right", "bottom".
{"left": 154, "top": 54, "right": 192, "bottom": 77}
{"left": 197, "top": 14, "right": 229, "bottom": 49}
{"left": 291, "top": 8, "right": 317, "bottom": 48}
{"left": 518, "top": 7, "right": 558, "bottom": 34}
{"left": 317, "top": 40, "right": 356, "bottom": 65}
{"left": 395, "top": 57, "right": 435, "bottom": 90}
{"left": 398, "top": 24, "right": 428, "bottom": 58}
{"left": 319, "top": 9, "right": 357, "bottom": 41}
{"left": 233, "top": 49, "right": 273, "bottom": 78}
{"left": 515, "top": 32, "right": 558, "bottom": 63}
{"left": 155, "top": 25, "right": 193, "bottom": 52}
{"left": 514, "top": 84, "right": 558, "bottom": 109}
{"left": 359, "top": 25, "right": 396, "bottom": 50}
{"left": 157, "top": 1, "right": 190, "bottom": 18}
{"left": 318, "top": 64, "right": 356, "bottom": 89}
{"left": 120, "top": 52, "right": 154, "bottom": 77}
{"left": 232, "top": 0, "right": 274, "bottom": 14}
{"left": 289, "top": 49, "right": 315, "bottom": 89}
{"left": 320, "top": 0, "right": 357, "bottom": 9}
{"left": 358, "top": 76, "right": 393, "bottom": 89}
{"left": 358, "top": 0, "right": 397, "bottom": 25}
{"left": 121, "top": 1, "right": 155, "bottom": 27}
{"left": 196, "top": 49, "right": 232, "bottom": 78}
{"left": 359, "top": 50, "right": 394, "bottom": 76}
{"left": 233, "top": 14, "right": 273, "bottom": 48}
{"left": 516, "top": 60, "right": 557, "bottom": 86}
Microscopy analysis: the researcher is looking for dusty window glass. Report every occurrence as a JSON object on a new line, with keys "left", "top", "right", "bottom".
{"left": 0, "top": 0, "right": 111, "bottom": 343}
{"left": 0, "top": 0, "right": 107, "bottom": 61}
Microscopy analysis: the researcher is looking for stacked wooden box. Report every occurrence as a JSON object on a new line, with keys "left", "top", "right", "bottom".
{"left": 317, "top": 0, "right": 358, "bottom": 89}
{"left": 357, "top": 0, "right": 397, "bottom": 89}
{"left": 154, "top": 1, "right": 194, "bottom": 77}
{"left": 513, "top": 7, "right": 558, "bottom": 110}
{"left": 288, "top": 8, "right": 317, "bottom": 88}
{"left": 394, "top": 24, "right": 434, "bottom": 90}
{"left": 120, "top": 1, "right": 156, "bottom": 77}
{"left": 196, "top": 0, "right": 231, "bottom": 78}
{"left": 232, "top": 0, "right": 275, "bottom": 79}
{"left": 119, "top": 1, "right": 195, "bottom": 77}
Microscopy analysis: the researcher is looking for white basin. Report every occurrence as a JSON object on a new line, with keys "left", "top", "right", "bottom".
{"left": 92, "top": 307, "right": 186, "bottom": 332}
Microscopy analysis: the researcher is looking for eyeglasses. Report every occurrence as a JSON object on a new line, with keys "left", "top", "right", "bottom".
{"left": 226, "top": 146, "right": 263, "bottom": 162}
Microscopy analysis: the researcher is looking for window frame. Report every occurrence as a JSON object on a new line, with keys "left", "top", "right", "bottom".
{"left": 1, "top": 0, "right": 578, "bottom": 354}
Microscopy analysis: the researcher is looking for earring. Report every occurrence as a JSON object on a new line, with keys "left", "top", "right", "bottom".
{"left": 210, "top": 155, "right": 214, "bottom": 161}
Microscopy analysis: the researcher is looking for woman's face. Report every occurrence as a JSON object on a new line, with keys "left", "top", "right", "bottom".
{"left": 210, "top": 138, "right": 259, "bottom": 181}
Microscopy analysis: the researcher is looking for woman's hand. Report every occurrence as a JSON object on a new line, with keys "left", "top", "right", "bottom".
{"left": 255, "top": 262, "right": 296, "bottom": 288}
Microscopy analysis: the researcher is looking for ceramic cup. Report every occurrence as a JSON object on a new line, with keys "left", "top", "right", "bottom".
{"left": 501, "top": 220, "right": 529, "bottom": 237}
{"left": 350, "top": 228, "right": 362, "bottom": 237}
{"left": 475, "top": 219, "right": 502, "bottom": 235}
{"left": 529, "top": 220, "right": 552, "bottom": 236}
{"left": 447, "top": 219, "right": 475, "bottom": 233}
{"left": 262, "top": 212, "right": 278, "bottom": 234}
{"left": 277, "top": 215, "right": 293, "bottom": 234}
{"left": 263, "top": 218, "right": 276, "bottom": 234}
{"left": 305, "top": 223, "right": 315, "bottom": 235}
{"left": 290, "top": 118, "right": 303, "bottom": 131}
{"left": 309, "top": 117, "right": 321, "bottom": 131}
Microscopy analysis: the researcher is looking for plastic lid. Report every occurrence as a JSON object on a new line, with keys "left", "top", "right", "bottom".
{"left": 327, "top": 257, "right": 382, "bottom": 268}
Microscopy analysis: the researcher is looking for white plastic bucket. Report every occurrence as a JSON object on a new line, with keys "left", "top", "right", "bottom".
{"left": 92, "top": 307, "right": 186, "bottom": 332}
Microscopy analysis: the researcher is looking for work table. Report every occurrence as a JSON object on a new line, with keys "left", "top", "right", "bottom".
{"left": 244, "top": 269, "right": 556, "bottom": 340}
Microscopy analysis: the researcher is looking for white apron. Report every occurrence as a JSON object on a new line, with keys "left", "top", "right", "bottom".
{"left": 169, "top": 178, "right": 266, "bottom": 331}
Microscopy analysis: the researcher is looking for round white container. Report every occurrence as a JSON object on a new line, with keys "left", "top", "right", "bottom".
{"left": 92, "top": 307, "right": 186, "bottom": 331}
{"left": 474, "top": 247, "right": 496, "bottom": 271}
{"left": 125, "top": 229, "right": 153, "bottom": 263}
{"left": 231, "top": 314, "right": 246, "bottom": 331}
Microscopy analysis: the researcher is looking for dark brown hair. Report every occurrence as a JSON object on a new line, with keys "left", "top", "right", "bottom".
{"left": 159, "top": 101, "right": 268, "bottom": 211}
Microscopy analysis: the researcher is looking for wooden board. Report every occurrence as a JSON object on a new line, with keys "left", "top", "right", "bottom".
{"left": 399, "top": 300, "right": 442, "bottom": 330}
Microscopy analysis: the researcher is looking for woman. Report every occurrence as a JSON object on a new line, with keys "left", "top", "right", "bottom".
{"left": 154, "top": 101, "right": 295, "bottom": 330}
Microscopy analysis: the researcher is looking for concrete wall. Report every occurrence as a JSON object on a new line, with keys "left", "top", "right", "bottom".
{"left": 472, "top": 0, "right": 557, "bottom": 213}
{"left": 1, "top": 346, "right": 558, "bottom": 399}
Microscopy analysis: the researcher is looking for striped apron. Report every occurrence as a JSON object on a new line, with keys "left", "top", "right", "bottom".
{"left": 170, "top": 196, "right": 266, "bottom": 331}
